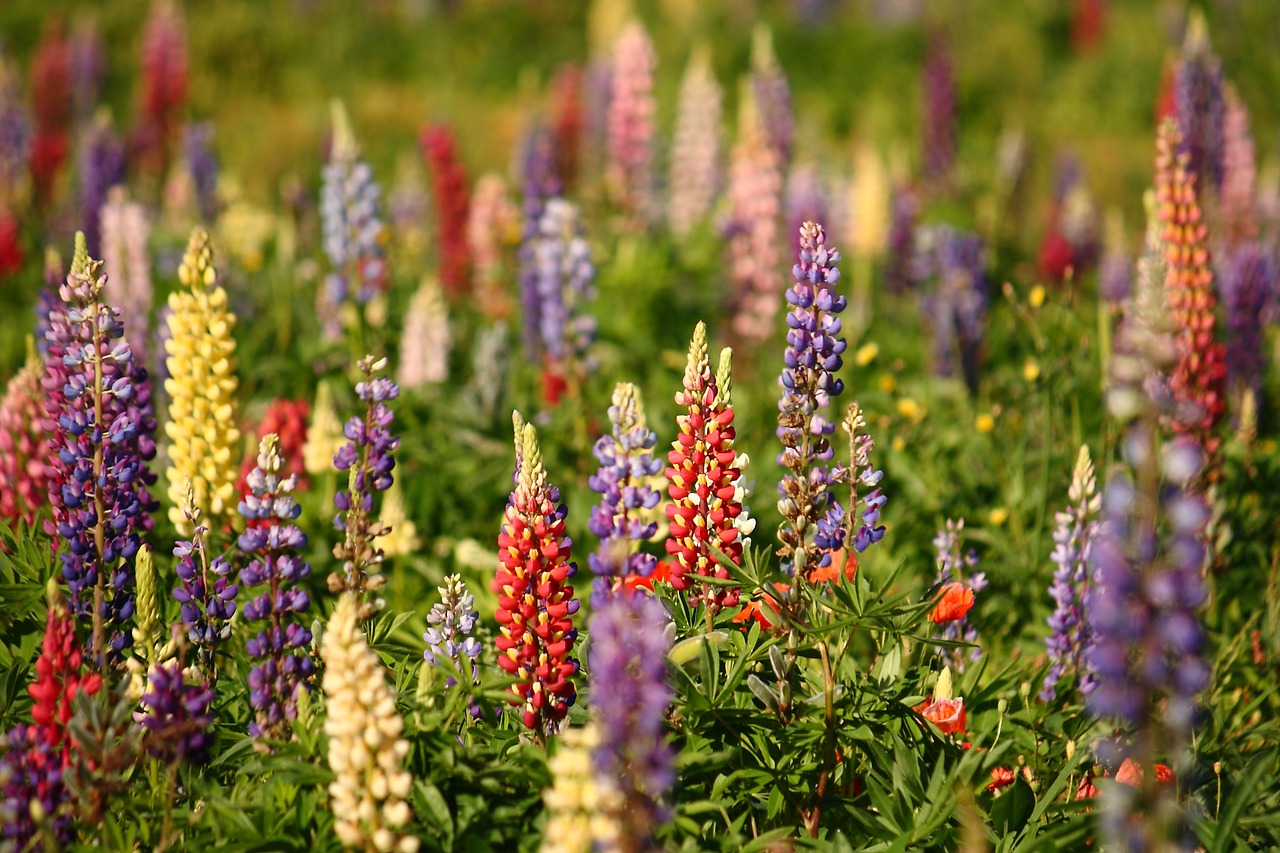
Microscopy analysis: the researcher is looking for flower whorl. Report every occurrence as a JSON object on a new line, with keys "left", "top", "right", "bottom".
{"left": 494, "top": 416, "right": 581, "bottom": 735}
{"left": 165, "top": 227, "right": 240, "bottom": 532}
{"left": 42, "top": 234, "right": 158, "bottom": 657}
{"left": 664, "top": 323, "right": 744, "bottom": 612}
{"left": 1155, "top": 121, "right": 1226, "bottom": 486}
{"left": 668, "top": 48, "right": 722, "bottom": 240}
{"left": 0, "top": 344, "right": 50, "bottom": 525}
{"left": 322, "top": 593, "right": 419, "bottom": 853}
{"left": 605, "top": 21, "right": 657, "bottom": 227}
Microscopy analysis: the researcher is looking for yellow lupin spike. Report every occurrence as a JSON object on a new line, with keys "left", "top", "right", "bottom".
{"left": 165, "top": 227, "right": 240, "bottom": 533}
{"left": 303, "top": 381, "right": 345, "bottom": 477}
{"left": 611, "top": 382, "right": 645, "bottom": 434}
{"left": 70, "top": 231, "right": 90, "bottom": 277}
{"left": 519, "top": 423, "right": 546, "bottom": 497}
{"left": 682, "top": 322, "right": 709, "bottom": 393}
{"left": 713, "top": 347, "right": 733, "bottom": 407}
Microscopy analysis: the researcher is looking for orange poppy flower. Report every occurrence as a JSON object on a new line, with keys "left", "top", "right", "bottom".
{"left": 731, "top": 584, "right": 788, "bottom": 631}
{"left": 987, "top": 766, "right": 1016, "bottom": 793}
{"left": 915, "top": 696, "right": 966, "bottom": 734}
{"left": 929, "top": 582, "right": 975, "bottom": 624}
{"left": 624, "top": 559, "right": 672, "bottom": 592}
{"left": 808, "top": 550, "right": 858, "bottom": 584}
{"left": 1115, "top": 758, "right": 1175, "bottom": 788}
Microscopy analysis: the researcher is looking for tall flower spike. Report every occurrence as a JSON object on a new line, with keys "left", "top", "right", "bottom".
{"left": 716, "top": 349, "right": 758, "bottom": 550}
{"left": 138, "top": 662, "right": 214, "bottom": 764}
{"left": 100, "top": 188, "right": 153, "bottom": 364}
{"left": 931, "top": 519, "right": 986, "bottom": 672}
{"left": 1041, "top": 445, "right": 1102, "bottom": 702}
{"left": 824, "top": 402, "right": 886, "bottom": 558}
{"left": 922, "top": 32, "right": 956, "bottom": 191}
{"left": 319, "top": 101, "right": 389, "bottom": 336}
{"left": 539, "top": 723, "right": 622, "bottom": 853}
{"left": 588, "top": 383, "right": 663, "bottom": 603}
{"left": 303, "top": 380, "right": 346, "bottom": 479}
{"left": 0, "top": 341, "right": 50, "bottom": 525}
{"left": 29, "top": 580, "right": 103, "bottom": 766}
{"left": 664, "top": 322, "right": 744, "bottom": 612}
{"left": 78, "top": 114, "right": 126, "bottom": 258}
{"left": 914, "top": 225, "right": 988, "bottom": 394}
{"left": 237, "top": 397, "right": 311, "bottom": 497}
{"left": 330, "top": 355, "right": 401, "bottom": 618}
{"left": 0, "top": 54, "right": 29, "bottom": 206}
{"left": 750, "top": 25, "right": 793, "bottom": 168}
{"left": 776, "top": 222, "right": 848, "bottom": 577}
{"left": 588, "top": 591, "right": 676, "bottom": 848}
{"left": 533, "top": 198, "right": 597, "bottom": 405}
{"left": 1173, "top": 11, "right": 1225, "bottom": 189}
{"left": 467, "top": 172, "right": 520, "bottom": 319}
{"left": 423, "top": 574, "right": 481, "bottom": 686}
{"left": 1220, "top": 87, "right": 1256, "bottom": 247}
{"left": 183, "top": 122, "right": 219, "bottom": 223}
{"left": 397, "top": 275, "right": 451, "bottom": 389}
{"left": 1155, "top": 121, "right": 1226, "bottom": 486}
{"left": 126, "top": 544, "right": 165, "bottom": 699}
{"left": 238, "top": 433, "right": 315, "bottom": 742}
{"left": 494, "top": 418, "right": 581, "bottom": 736}
{"left": 668, "top": 46, "right": 723, "bottom": 240}
{"left": 172, "top": 487, "right": 238, "bottom": 679}
{"left": 606, "top": 20, "right": 657, "bottom": 228}
{"left": 42, "top": 232, "right": 158, "bottom": 662}
{"left": 322, "top": 593, "right": 420, "bottom": 853}
{"left": 518, "top": 124, "right": 563, "bottom": 362}
{"left": 135, "top": 0, "right": 187, "bottom": 177}
{"left": 1220, "top": 244, "right": 1274, "bottom": 412}
{"left": 377, "top": 477, "right": 420, "bottom": 559}
{"left": 726, "top": 85, "right": 783, "bottom": 347}
{"left": 420, "top": 122, "right": 472, "bottom": 299}
{"left": 29, "top": 22, "right": 71, "bottom": 207}
{"left": 165, "top": 227, "right": 240, "bottom": 533}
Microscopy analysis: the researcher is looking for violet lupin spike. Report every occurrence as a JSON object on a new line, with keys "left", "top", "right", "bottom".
{"left": 171, "top": 485, "right": 237, "bottom": 681}
{"left": 587, "top": 382, "right": 662, "bottom": 604}
{"left": 42, "top": 232, "right": 158, "bottom": 666}
{"left": 238, "top": 433, "right": 314, "bottom": 743}
{"left": 776, "top": 222, "right": 848, "bottom": 578}
{"left": 329, "top": 355, "right": 401, "bottom": 619}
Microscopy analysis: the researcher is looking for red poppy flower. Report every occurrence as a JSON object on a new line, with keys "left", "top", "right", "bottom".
{"left": 808, "top": 549, "right": 858, "bottom": 584}
{"left": 732, "top": 584, "right": 788, "bottom": 631}
{"left": 624, "top": 559, "right": 672, "bottom": 592}
{"left": 915, "top": 696, "right": 966, "bottom": 735}
{"left": 930, "top": 582, "right": 975, "bottom": 624}
{"left": 987, "top": 766, "right": 1016, "bottom": 793}
{"left": 1115, "top": 758, "right": 1175, "bottom": 788}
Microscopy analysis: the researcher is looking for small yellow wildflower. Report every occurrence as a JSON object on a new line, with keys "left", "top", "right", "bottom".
{"left": 878, "top": 373, "right": 897, "bottom": 394}
{"left": 975, "top": 413, "right": 995, "bottom": 433}
{"left": 896, "top": 397, "right": 925, "bottom": 423}
{"left": 1023, "top": 358, "right": 1041, "bottom": 382}
{"left": 855, "top": 342, "right": 879, "bottom": 366}
{"left": 1028, "top": 284, "right": 1046, "bottom": 308}
{"left": 988, "top": 507, "right": 1009, "bottom": 526}
{"left": 891, "top": 436, "right": 906, "bottom": 453}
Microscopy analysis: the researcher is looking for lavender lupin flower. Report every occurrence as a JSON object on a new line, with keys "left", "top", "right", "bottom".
{"left": 138, "top": 662, "right": 215, "bottom": 764}
{"left": 922, "top": 32, "right": 956, "bottom": 190}
{"left": 932, "top": 518, "right": 986, "bottom": 672}
{"left": 423, "top": 574, "right": 482, "bottom": 686}
{"left": 1219, "top": 243, "right": 1274, "bottom": 409}
{"left": 329, "top": 355, "right": 400, "bottom": 618}
{"left": 0, "top": 724, "right": 71, "bottom": 848}
{"left": 518, "top": 123, "right": 562, "bottom": 361}
{"left": 915, "top": 225, "right": 987, "bottom": 393}
{"left": 319, "top": 104, "right": 388, "bottom": 336}
{"left": 884, "top": 184, "right": 920, "bottom": 292}
{"left": 776, "top": 221, "right": 848, "bottom": 577}
{"left": 588, "top": 383, "right": 662, "bottom": 603}
{"left": 79, "top": 115, "right": 126, "bottom": 257}
{"left": 238, "top": 433, "right": 315, "bottom": 742}
{"left": 785, "top": 165, "right": 829, "bottom": 264}
{"left": 588, "top": 591, "right": 675, "bottom": 848}
{"left": 751, "top": 25, "right": 793, "bottom": 168}
{"left": 817, "top": 402, "right": 886, "bottom": 558}
{"left": 172, "top": 489, "right": 237, "bottom": 679}
{"left": 1173, "top": 12, "right": 1225, "bottom": 189}
{"left": 42, "top": 234, "right": 158, "bottom": 664}
{"left": 0, "top": 57, "right": 28, "bottom": 202}
{"left": 1040, "top": 446, "right": 1101, "bottom": 702}
{"left": 183, "top": 122, "right": 219, "bottom": 223}
{"left": 533, "top": 198, "right": 596, "bottom": 392}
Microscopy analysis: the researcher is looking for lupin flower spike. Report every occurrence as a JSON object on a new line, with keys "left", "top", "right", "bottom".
{"left": 42, "top": 231, "right": 158, "bottom": 663}
{"left": 494, "top": 417, "right": 581, "bottom": 737}
{"left": 423, "top": 574, "right": 481, "bottom": 686}
{"left": 238, "top": 433, "right": 315, "bottom": 742}
{"left": 588, "top": 591, "right": 676, "bottom": 848}
{"left": 1220, "top": 243, "right": 1274, "bottom": 410}
{"left": 30, "top": 579, "right": 103, "bottom": 765}
{"left": 726, "top": 85, "right": 783, "bottom": 347}
{"left": 922, "top": 31, "right": 956, "bottom": 190}
{"left": 100, "top": 189, "right": 153, "bottom": 363}
{"left": 539, "top": 723, "right": 622, "bottom": 853}
{"left": 467, "top": 172, "right": 520, "bottom": 319}
{"left": 330, "top": 355, "right": 401, "bottom": 618}
{"left": 172, "top": 484, "right": 238, "bottom": 679}
{"left": 1220, "top": 87, "right": 1256, "bottom": 247}
{"left": 518, "top": 123, "right": 563, "bottom": 362}
{"left": 1173, "top": 11, "right": 1225, "bottom": 189}
{"left": 668, "top": 46, "right": 722, "bottom": 240}
{"left": 304, "top": 380, "right": 346, "bottom": 478}
{"left": 776, "top": 222, "right": 848, "bottom": 577}
{"left": 126, "top": 544, "right": 167, "bottom": 700}
{"left": 605, "top": 20, "right": 657, "bottom": 227}
{"left": 0, "top": 341, "right": 50, "bottom": 525}
{"left": 397, "top": 275, "right": 451, "bottom": 389}
{"left": 533, "top": 198, "right": 597, "bottom": 405}
{"left": 664, "top": 322, "right": 744, "bottom": 613}
{"left": 587, "top": 382, "right": 662, "bottom": 603}
{"left": 165, "top": 226, "right": 240, "bottom": 533}
{"left": 420, "top": 122, "right": 472, "bottom": 298}
{"left": 1155, "top": 121, "right": 1226, "bottom": 487}
{"left": 319, "top": 101, "right": 389, "bottom": 335}
{"left": 750, "top": 24, "right": 793, "bottom": 167}
{"left": 322, "top": 593, "right": 419, "bottom": 853}
{"left": 377, "top": 477, "right": 420, "bottom": 559}
{"left": 825, "top": 402, "right": 886, "bottom": 558}
{"left": 138, "top": 662, "right": 214, "bottom": 765}
{"left": 1041, "top": 446, "right": 1102, "bottom": 702}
